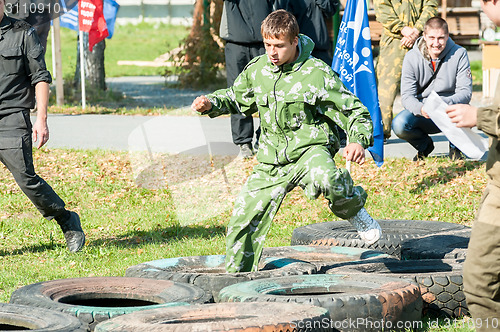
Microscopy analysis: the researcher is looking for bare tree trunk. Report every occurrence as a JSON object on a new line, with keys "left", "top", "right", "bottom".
{"left": 74, "top": 32, "right": 106, "bottom": 90}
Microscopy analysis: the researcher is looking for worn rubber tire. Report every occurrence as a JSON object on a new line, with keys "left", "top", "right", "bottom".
{"left": 94, "top": 302, "right": 332, "bottom": 332}
{"left": 217, "top": 274, "right": 423, "bottom": 332}
{"left": 326, "top": 258, "right": 467, "bottom": 318}
{"left": 9, "top": 277, "right": 207, "bottom": 331}
{"left": 401, "top": 229, "right": 470, "bottom": 260}
{"left": 0, "top": 303, "right": 85, "bottom": 331}
{"left": 125, "top": 252, "right": 317, "bottom": 302}
{"left": 291, "top": 220, "right": 469, "bottom": 257}
{"left": 262, "top": 245, "right": 392, "bottom": 272}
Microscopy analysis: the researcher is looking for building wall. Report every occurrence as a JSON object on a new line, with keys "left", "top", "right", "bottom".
{"left": 115, "top": 0, "right": 195, "bottom": 25}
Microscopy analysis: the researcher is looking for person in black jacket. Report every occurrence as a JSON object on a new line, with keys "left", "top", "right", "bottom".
{"left": 219, "top": 0, "right": 275, "bottom": 158}
{"left": 276, "top": 0, "right": 339, "bottom": 65}
{"left": 0, "top": 0, "right": 85, "bottom": 252}
{"left": 5, "top": 0, "right": 52, "bottom": 53}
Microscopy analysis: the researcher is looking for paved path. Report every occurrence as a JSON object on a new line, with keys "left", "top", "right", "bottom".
{"left": 41, "top": 112, "right": 487, "bottom": 161}
{"left": 40, "top": 72, "right": 489, "bottom": 161}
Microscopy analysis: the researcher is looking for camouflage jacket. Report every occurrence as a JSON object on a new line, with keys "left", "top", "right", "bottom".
{"left": 478, "top": 102, "right": 500, "bottom": 188}
{"left": 374, "top": 0, "right": 438, "bottom": 40}
{"left": 204, "top": 34, "right": 373, "bottom": 166}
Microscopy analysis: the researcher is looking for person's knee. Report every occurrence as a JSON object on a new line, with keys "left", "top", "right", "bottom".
{"left": 392, "top": 110, "right": 413, "bottom": 138}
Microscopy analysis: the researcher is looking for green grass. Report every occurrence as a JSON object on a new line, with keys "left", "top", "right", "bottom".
{"left": 45, "top": 22, "right": 190, "bottom": 78}
{"left": 0, "top": 148, "right": 484, "bottom": 331}
{"left": 470, "top": 60, "right": 482, "bottom": 91}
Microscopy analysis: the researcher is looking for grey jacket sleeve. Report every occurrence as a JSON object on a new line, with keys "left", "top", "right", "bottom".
{"left": 400, "top": 51, "right": 424, "bottom": 115}
{"left": 440, "top": 49, "right": 472, "bottom": 106}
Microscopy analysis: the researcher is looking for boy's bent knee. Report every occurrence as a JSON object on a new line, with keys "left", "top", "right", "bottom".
{"left": 328, "top": 185, "right": 367, "bottom": 219}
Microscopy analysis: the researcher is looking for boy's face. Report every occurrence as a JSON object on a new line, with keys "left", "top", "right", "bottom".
{"left": 481, "top": 0, "right": 500, "bottom": 26}
{"left": 423, "top": 28, "right": 448, "bottom": 59}
{"left": 263, "top": 35, "right": 299, "bottom": 66}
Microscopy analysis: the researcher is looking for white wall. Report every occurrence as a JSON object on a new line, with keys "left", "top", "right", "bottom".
{"left": 115, "top": 0, "right": 196, "bottom": 25}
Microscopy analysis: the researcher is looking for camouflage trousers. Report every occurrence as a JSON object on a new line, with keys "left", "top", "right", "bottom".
{"left": 464, "top": 183, "right": 500, "bottom": 331}
{"left": 376, "top": 34, "right": 409, "bottom": 138}
{"left": 225, "top": 145, "right": 367, "bottom": 273}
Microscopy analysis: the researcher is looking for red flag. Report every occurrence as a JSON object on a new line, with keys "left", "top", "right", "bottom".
{"left": 79, "top": 0, "right": 109, "bottom": 52}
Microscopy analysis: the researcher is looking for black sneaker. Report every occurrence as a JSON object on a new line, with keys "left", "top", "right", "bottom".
{"left": 239, "top": 143, "right": 254, "bottom": 159}
{"left": 58, "top": 211, "right": 85, "bottom": 252}
{"left": 412, "top": 142, "right": 434, "bottom": 162}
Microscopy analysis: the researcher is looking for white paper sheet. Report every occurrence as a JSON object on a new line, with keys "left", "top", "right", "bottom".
{"left": 423, "top": 91, "right": 488, "bottom": 159}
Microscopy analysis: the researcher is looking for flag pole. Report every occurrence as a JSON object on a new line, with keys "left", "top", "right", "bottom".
{"left": 79, "top": 30, "right": 86, "bottom": 109}
{"left": 51, "top": 25, "right": 56, "bottom": 79}
{"left": 53, "top": 17, "right": 64, "bottom": 106}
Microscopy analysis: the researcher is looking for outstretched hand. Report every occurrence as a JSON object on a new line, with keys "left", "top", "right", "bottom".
{"left": 343, "top": 142, "right": 365, "bottom": 165}
{"left": 191, "top": 96, "right": 212, "bottom": 113}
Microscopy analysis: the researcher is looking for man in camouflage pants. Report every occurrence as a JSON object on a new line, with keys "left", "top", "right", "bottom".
{"left": 447, "top": 1, "right": 500, "bottom": 329}
{"left": 374, "top": 0, "right": 438, "bottom": 139}
{"left": 192, "top": 10, "right": 382, "bottom": 273}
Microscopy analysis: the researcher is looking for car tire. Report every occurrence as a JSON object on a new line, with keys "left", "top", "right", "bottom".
{"left": 217, "top": 274, "right": 422, "bottom": 331}
{"left": 94, "top": 302, "right": 332, "bottom": 332}
{"left": 10, "top": 277, "right": 207, "bottom": 331}
{"left": 125, "top": 252, "right": 317, "bottom": 302}
{"left": 291, "top": 219, "right": 469, "bottom": 257}
{"left": 326, "top": 258, "right": 467, "bottom": 318}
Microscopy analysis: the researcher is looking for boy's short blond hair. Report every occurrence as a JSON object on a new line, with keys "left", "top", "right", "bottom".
{"left": 261, "top": 9, "right": 299, "bottom": 44}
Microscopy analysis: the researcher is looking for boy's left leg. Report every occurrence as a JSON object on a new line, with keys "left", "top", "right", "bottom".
{"left": 296, "top": 146, "right": 381, "bottom": 244}
{"left": 225, "top": 163, "right": 291, "bottom": 273}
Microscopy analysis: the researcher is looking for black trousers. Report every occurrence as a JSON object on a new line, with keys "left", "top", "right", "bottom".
{"left": 0, "top": 111, "right": 67, "bottom": 220}
{"left": 225, "top": 41, "right": 264, "bottom": 145}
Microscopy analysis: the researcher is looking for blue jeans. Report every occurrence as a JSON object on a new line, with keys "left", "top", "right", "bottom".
{"left": 392, "top": 110, "right": 441, "bottom": 154}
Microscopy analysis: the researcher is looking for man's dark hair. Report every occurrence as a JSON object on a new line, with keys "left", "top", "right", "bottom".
{"left": 424, "top": 16, "right": 449, "bottom": 35}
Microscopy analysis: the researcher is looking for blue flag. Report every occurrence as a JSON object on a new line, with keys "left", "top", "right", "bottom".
{"left": 331, "top": 0, "right": 384, "bottom": 166}
{"left": 59, "top": 0, "right": 120, "bottom": 39}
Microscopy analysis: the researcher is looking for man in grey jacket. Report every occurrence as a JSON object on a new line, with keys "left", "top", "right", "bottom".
{"left": 391, "top": 16, "right": 472, "bottom": 161}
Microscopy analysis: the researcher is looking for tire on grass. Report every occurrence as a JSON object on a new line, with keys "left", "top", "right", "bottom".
{"left": 291, "top": 220, "right": 469, "bottom": 257}
{"left": 9, "top": 277, "right": 207, "bottom": 331}
{"left": 401, "top": 230, "right": 470, "bottom": 260}
{"left": 125, "top": 253, "right": 317, "bottom": 302}
{"left": 217, "top": 274, "right": 423, "bottom": 332}
{"left": 94, "top": 302, "right": 332, "bottom": 332}
{"left": 0, "top": 303, "right": 85, "bottom": 332}
{"left": 326, "top": 258, "right": 467, "bottom": 318}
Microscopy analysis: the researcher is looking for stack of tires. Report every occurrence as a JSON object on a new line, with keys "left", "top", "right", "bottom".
{"left": 2, "top": 220, "right": 470, "bottom": 331}
{"left": 291, "top": 220, "right": 471, "bottom": 318}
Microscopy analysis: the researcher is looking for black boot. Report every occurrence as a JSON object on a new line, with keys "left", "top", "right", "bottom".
{"left": 57, "top": 211, "right": 85, "bottom": 252}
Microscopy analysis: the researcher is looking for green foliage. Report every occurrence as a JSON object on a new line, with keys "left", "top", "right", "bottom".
{"left": 165, "top": 1, "right": 226, "bottom": 89}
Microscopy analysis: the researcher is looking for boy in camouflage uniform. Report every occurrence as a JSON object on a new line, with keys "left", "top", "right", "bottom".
{"left": 192, "top": 10, "right": 382, "bottom": 273}
{"left": 374, "top": 0, "right": 438, "bottom": 139}
{"left": 447, "top": 1, "right": 500, "bottom": 329}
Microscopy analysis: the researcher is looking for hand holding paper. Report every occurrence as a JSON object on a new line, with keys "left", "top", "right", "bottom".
{"left": 423, "top": 91, "right": 488, "bottom": 159}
